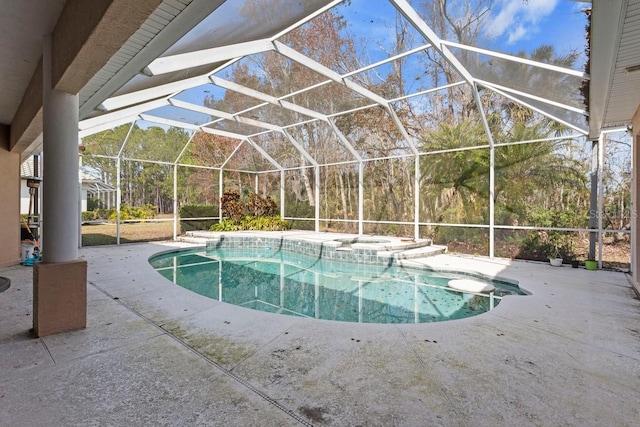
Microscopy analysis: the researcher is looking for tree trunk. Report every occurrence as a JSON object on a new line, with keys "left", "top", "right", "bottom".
{"left": 339, "top": 170, "right": 348, "bottom": 221}
{"left": 302, "top": 166, "right": 315, "bottom": 207}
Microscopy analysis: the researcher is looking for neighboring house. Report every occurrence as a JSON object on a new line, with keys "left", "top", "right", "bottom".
{"left": 20, "top": 157, "right": 116, "bottom": 215}
{"left": 79, "top": 171, "right": 117, "bottom": 212}
{"left": 19, "top": 157, "right": 40, "bottom": 215}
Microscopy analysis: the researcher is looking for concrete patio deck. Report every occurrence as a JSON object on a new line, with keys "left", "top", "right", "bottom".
{"left": 1, "top": 234, "right": 639, "bottom": 426}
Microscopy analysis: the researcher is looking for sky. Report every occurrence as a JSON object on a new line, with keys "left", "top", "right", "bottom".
{"left": 335, "top": 0, "right": 590, "bottom": 70}
{"left": 484, "top": 0, "right": 589, "bottom": 64}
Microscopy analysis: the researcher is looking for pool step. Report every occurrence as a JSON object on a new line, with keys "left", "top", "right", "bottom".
{"left": 180, "top": 231, "right": 448, "bottom": 261}
{"left": 377, "top": 245, "right": 447, "bottom": 261}
{"left": 177, "top": 235, "right": 209, "bottom": 244}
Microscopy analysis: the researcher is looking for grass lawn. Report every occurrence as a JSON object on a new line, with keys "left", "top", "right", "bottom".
{"left": 82, "top": 219, "right": 174, "bottom": 246}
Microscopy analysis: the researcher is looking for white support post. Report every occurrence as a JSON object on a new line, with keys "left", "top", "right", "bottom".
{"left": 42, "top": 36, "right": 80, "bottom": 262}
{"left": 219, "top": 169, "right": 224, "bottom": 220}
{"left": 472, "top": 83, "right": 496, "bottom": 257}
{"left": 414, "top": 155, "right": 420, "bottom": 240}
{"left": 173, "top": 164, "right": 178, "bottom": 241}
{"left": 631, "top": 130, "right": 635, "bottom": 278}
{"left": 280, "top": 170, "right": 285, "bottom": 218}
{"left": 358, "top": 161, "right": 364, "bottom": 236}
{"left": 489, "top": 141, "right": 495, "bottom": 258}
{"left": 116, "top": 158, "right": 121, "bottom": 245}
{"left": 598, "top": 133, "right": 604, "bottom": 268}
{"left": 114, "top": 122, "right": 135, "bottom": 246}
{"left": 315, "top": 166, "right": 320, "bottom": 233}
{"left": 78, "top": 153, "right": 83, "bottom": 249}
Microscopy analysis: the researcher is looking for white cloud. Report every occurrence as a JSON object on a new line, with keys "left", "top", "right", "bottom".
{"left": 507, "top": 24, "right": 527, "bottom": 44}
{"left": 486, "top": 0, "right": 559, "bottom": 44}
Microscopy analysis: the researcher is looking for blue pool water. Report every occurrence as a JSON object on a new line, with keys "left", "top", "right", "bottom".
{"left": 149, "top": 247, "right": 525, "bottom": 324}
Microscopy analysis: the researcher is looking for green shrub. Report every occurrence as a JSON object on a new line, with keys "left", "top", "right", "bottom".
{"left": 108, "top": 204, "right": 156, "bottom": 221}
{"left": 210, "top": 218, "right": 241, "bottom": 232}
{"left": 519, "top": 208, "right": 582, "bottom": 260}
{"left": 81, "top": 211, "right": 94, "bottom": 222}
{"left": 211, "top": 215, "right": 288, "bottom": 232}
{"left": 211, "top": 191, "right": 286, "bottom": 232}
{"left": 179, "top": 204, "right": 219, "bottom": 232}
{"left": 86, "top": 198, "right": 104, "bottom": 211}
{"left": 240, "top": 215, "right": 289, "bottom": 231}
{"left": 82, "top": 209, "right": 115, "bottom": 222}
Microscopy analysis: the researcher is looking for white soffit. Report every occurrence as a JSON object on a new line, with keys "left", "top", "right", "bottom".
{"left": 79, "top": 0, "right": 226, "bottom": 119}
{"left": 590, "top": 0, "right": 640, "bottom": 137}
{"left": 605, "top": 0, "right": 640, "bottom": 129}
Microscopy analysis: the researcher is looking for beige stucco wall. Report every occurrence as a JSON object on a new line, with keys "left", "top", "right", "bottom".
{"left": 0, "top": 124, "right": 20, "bottom": 267}
{"left": 633, "top": 104, "right": 640, "bottom": 148}
{"left": 632, "top": 105, "right": 640, "bottom": 294}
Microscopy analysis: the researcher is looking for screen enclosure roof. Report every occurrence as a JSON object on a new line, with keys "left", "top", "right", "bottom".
{"left": 77, "top": 0, "right": 593, "bottom": 172}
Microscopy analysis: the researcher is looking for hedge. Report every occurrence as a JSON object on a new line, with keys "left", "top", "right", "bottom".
{"left": 180, "top": 204, "right": 219, "bottom": 233}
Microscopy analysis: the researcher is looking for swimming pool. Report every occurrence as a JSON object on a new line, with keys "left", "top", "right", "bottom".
{"left": 149, "top": 243, "right": 526, "bottom": 324}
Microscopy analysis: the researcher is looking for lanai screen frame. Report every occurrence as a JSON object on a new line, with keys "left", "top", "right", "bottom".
{"left": 77, "top": 0, "right": 626, "bottom": 266}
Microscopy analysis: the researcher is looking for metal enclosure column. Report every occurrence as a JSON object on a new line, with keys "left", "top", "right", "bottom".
{"left": 358, "top": 161, "right": 364, "bottom": 235}
{"left": 632, "top": 128, "right": 639, "bottom": 290}
{"left": 116, "top": 157, "right": 122, "bottom": 245}
{"left": 115, "top": 122, "right": 136, "bottom": 246}
{"left": 473, "top": 83, "right": 496, "bottom": 257}
{"left": 315, "top": 166, "right": 320, "bottom": 233}
{"left": 280, "top": 170, "right": 285, "bottom": 218}
{"left": 414, "top": 155, "right": 420, "bottom": 240}
{"left": 597, "top": 133, "right": 604, "bottom": 267}
{"left": 219, "top": 169, "right": 224, "bottom": 220}
{"left": 589, "top": 139, "right": 598, "bottom": 260}
{"left": 173, "top": 164, "right": 178, "bottom": 240}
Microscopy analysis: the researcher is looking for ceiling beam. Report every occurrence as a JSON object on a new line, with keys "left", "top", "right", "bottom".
{"left": 80, "top": 98, "right": 170, "bottom": 131}
{"left": 101, "top": 75, "right": 211, "bottom": 111}
{"left": 390, "top": 0, "right": 475, "bottom": 84}
{"left": 144, "top": 39, "right": 274, "bottom": 75}
{"left": 273, "top": 41, "right": 389, "bottom": 106}
{"left": 441, "top": 40, "right": 588, "bottom": 79}
{"left": 169, "top": 99, "right": 283, "bottom": 132}
{"left": 210, "top": 76, "right": 327, "bottom": 120}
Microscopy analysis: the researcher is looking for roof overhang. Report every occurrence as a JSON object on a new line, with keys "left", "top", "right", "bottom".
{"left": 589, "top": 0, "right": 640, "bottom": 139}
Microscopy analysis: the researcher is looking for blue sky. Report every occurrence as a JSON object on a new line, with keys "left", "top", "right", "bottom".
{"left": 484, "top": 0, "right": 589, "bottom": 64}
{"left": 336, "top": 0, "right": 589, "bottom": 69}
